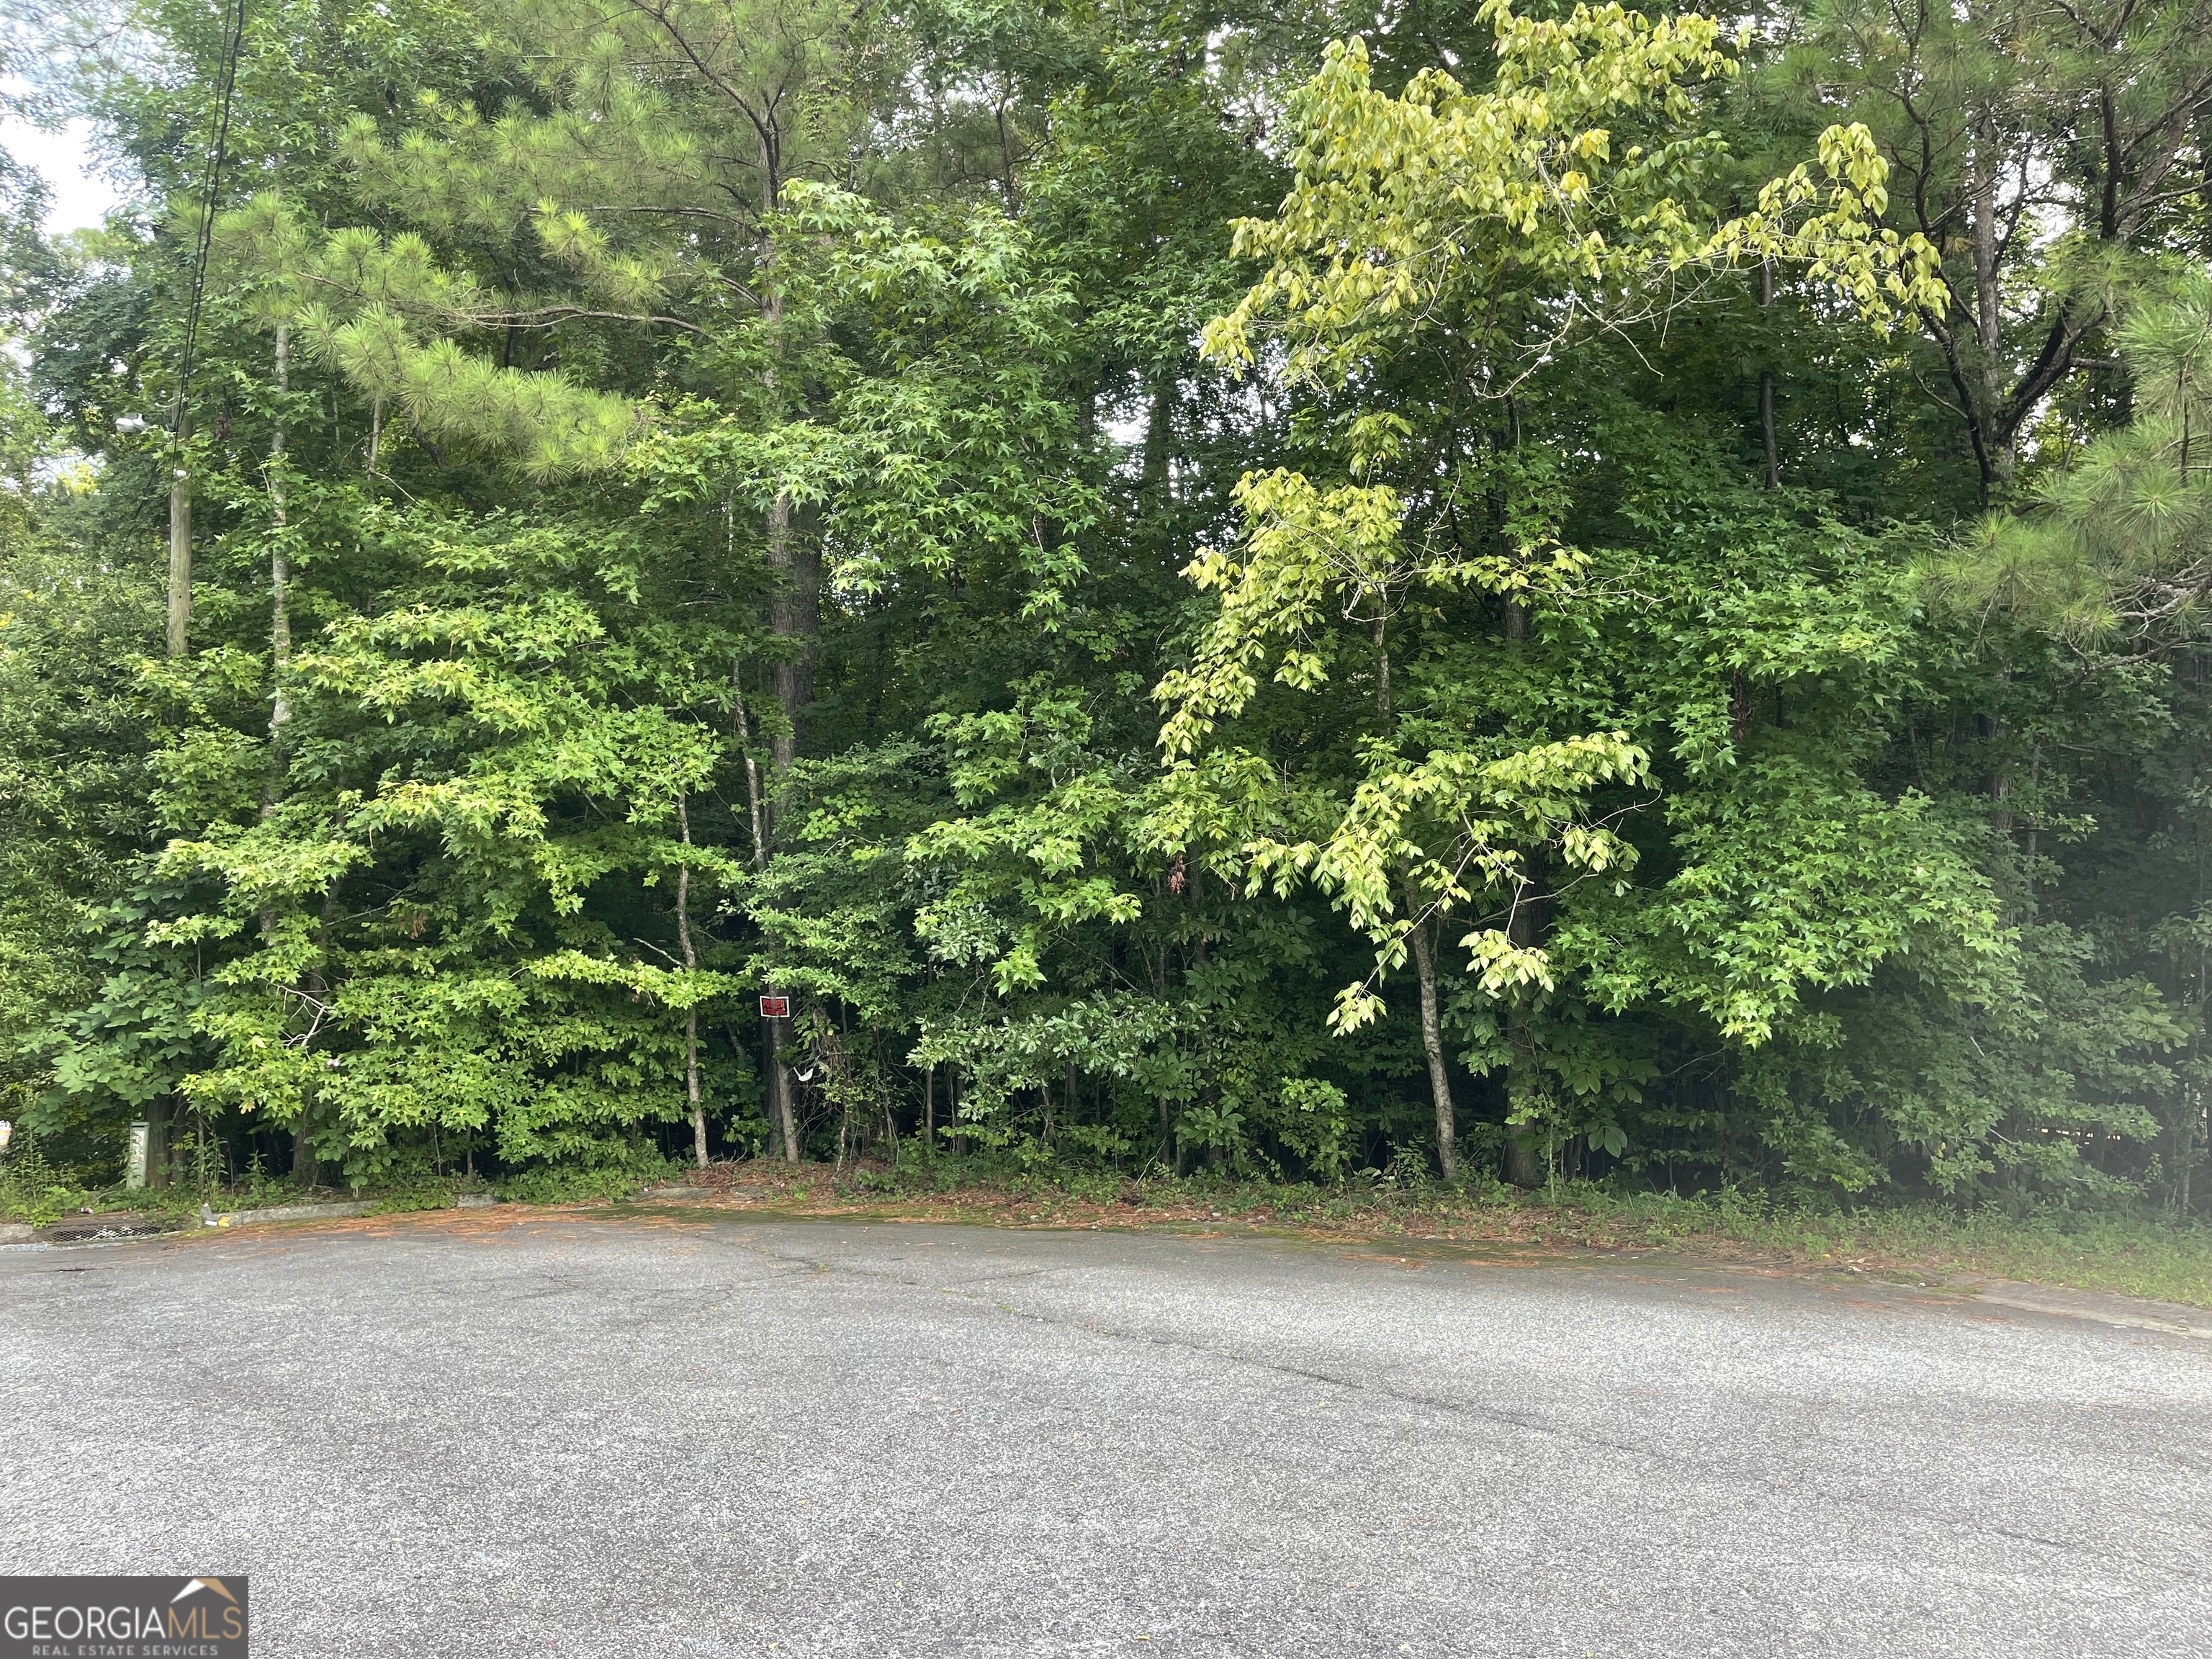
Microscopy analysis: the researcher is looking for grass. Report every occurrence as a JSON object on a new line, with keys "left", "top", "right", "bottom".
{"left": 0, "top": 1154, "right": 498, "bottom": 1228}
{"left": 11, "top": 1141, "right": 2209, "bottom": 1308}
{"left": 647, "top": 1157, "right": 2212, "bottom": 1308}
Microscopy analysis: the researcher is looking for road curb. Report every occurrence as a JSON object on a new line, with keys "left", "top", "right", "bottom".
{"left": 1959, "top": 1275, "right": 2212, "bottom": 1339}
{"left": 199, "top": 1194, "right": 503, "bottom": 1228}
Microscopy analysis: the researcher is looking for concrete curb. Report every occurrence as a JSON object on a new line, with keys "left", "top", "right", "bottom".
{"left": 1958, "top": 1275, "right": 2212, "bottom": 1339}
{"left": 0, "top": 1195, "right": 504, "bottom": 1246}
{"left": 200, "top": 1193, "right": 501, "bottom": 1229}
{"left": 203, "top": 1200, "right": 375, "bottom": 1228}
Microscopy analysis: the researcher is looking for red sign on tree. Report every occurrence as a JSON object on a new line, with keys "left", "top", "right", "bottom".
{"left": 758, "top": 995, "right": 791, "bottom": 1020}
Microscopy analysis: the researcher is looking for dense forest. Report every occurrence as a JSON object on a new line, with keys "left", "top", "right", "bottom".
{"left": 2, "top": 0, "right": 2211, "bottom": 1215}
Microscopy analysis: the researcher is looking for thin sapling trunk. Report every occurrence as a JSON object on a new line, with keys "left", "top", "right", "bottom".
{"left": 1406, "top": 910, "right": 1460, "bottom": 1183}
{"left": 675, "top": 794, "right": 707, "bottom": 1168}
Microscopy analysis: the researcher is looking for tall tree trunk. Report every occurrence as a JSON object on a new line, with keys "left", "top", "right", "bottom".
{"left": 1501, "top": 580, "right": 1543, "bottom": 1189}
{"left": 994, "top": 86, "right": 1020, "bottom": 210}
{"left": 1502, "top": 1059, "right": 1544, "bottom": 1186}
{"left": 732, "top": 670, "right": 770, "bottom": 871}
{"left": 1759, "top": 373, "right": 1778, "bottom": 487}
{"left": 157, "top": 410, "right": 189, "bottom": 1187}
{"left": 1503, "top": 855, "right": 1547, "bottom": 1190}
{"left": 1972, "top": 125, "right": 2013, "bottom": 488}
{"left": 1336, "top": 459, "right": 1436, "bottom": 1203}
{"left": 2199, "top": 106, "right": 2212, "bottom": 260}
{"left": 1406, "top": 912, "right": 1460, "bottom": 1182}
{"left": 1494, "top": 397, "right": 1525, "bottom": 598}
{"left": 1760, "top": 260, "right": 1779, "bottom": 487}
{"left": 2185, "top": 1092, "right": 2203, "bottom": 1220}
{"left": 764, "top": 493, "right": 819, "bottom": 778}
{"left": 1372, "top": 614, "right": 1390, "bottom": 718}
{"left": 292, "top": 876, "right": 340, "bottom": 1192}
{"left": 734, "top": 680, "right": 800, "bottom": 1163}
{"left": 251, "top": 325, "right": 313, "bottom": 1187}
{"left": 2173, "top": 1082, "right": 2197, "bottom": 1219}
{"left": 145, "top": 379, "right": 185, "bottom": 1151}
{"left": 266, "top": 324, "right": 292, "bottom": 796}
{"left": 757, "top": 186, "right": 821, "bottom": 789}
{"left": 1153, "top": 938, "right": 1172, "bottom": 1166}
{"left": 166, "top": 413, "right": 192, "bottom": 659}
{"left": 750, "top": 154, "right": 813, "bottom": 1165}
{"left": 675, "top": 795, "right": 707, "bottom": 1168}
{"left": 765, "top": 1016, "right": 799, "bottom": 1162}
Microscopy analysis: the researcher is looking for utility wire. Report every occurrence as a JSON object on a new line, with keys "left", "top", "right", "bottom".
{"left": 170, "top": 0, "right": 248, "bottom": 439}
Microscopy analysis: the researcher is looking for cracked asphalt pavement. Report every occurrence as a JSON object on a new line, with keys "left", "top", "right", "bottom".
{"left": 2, "top": 1209, "right": 2208, "bottom": 1657}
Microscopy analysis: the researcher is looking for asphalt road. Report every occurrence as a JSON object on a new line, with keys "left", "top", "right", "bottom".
{"left": 2, "top": 1209, "right": 2208, "bottom": 1658}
